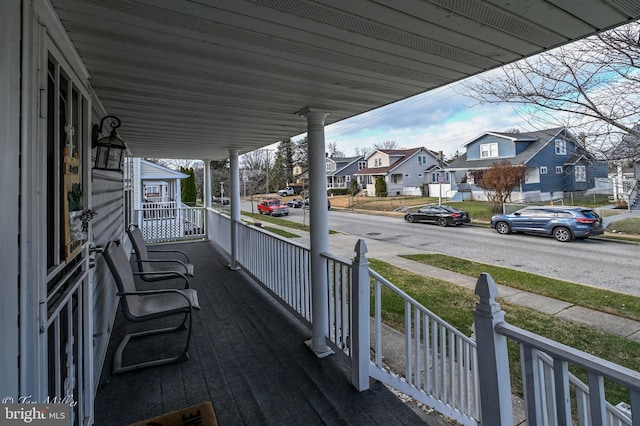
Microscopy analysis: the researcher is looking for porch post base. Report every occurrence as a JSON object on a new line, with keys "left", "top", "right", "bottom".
{"left": 305, "top": 339, "right": 335, "bottom": 358}
{"left": 227, "top": 263, "right": 240, "bottom": 271}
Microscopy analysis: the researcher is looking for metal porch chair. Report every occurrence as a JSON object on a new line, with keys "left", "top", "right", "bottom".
{"left": 127, "top": 224, "right": 195, "bottom": 281}
{"left": 102, "top": 240, "right": 200, "bottom": 374}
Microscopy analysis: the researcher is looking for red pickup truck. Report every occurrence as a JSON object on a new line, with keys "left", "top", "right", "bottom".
{"left": 257, "top": 198, "right": 290, "bottom": 216}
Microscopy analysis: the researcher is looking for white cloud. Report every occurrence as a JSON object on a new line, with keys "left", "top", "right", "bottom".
{"left": 323, "top": 90, "right": 528, "bottom": 157}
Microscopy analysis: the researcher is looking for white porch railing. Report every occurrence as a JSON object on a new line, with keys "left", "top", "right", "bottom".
{"left": 236, "top": 222, "right": 313, "bottom": 324}
{"left": 135, "top": 202, "right": 205, "bottom": 242}
{"left": 475, "top": 273, "right": 637, "bottom": 426}
{"left": 368, "top": 268, "right": 479, "bottom": 424}
{"left": 204, "top": 209, "right": 635, "bottom": 426}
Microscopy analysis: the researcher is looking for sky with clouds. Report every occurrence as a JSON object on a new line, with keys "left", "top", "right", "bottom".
{"left": 199, "top": 79, "right": 532, "bottom": 164}
{"left": 288, "top": 78, "right": 534, "bottom": 159}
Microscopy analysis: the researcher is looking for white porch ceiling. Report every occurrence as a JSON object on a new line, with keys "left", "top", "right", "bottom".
{"left": 50, "top": 0, "right": 640, "bottom": 160}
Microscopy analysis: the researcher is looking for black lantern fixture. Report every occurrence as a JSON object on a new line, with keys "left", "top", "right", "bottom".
{"left": 92, "top": 115, "right": 126, "bottom": 171}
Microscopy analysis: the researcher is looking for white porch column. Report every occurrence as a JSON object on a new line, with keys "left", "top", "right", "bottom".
{"left": 203, "top": 159, "right": 212, "bottom": 208}
{"left": 229, "top": 149, "right": 241, "bottom": 270}
{"left": 176, "top": 179, "right": 182, "bottom": 204}
{"left": 297, "top": 107, "right": 334, "bottom": 358}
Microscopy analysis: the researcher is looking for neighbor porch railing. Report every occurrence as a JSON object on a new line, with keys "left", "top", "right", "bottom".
{"left": 627, "top": 180, "right": 639, "bottom": 211}
{"left": 203, "top": 208, "right": 634, "bottom": 425}
{"left": 135, "top": 201, "right": 205, "bottom": 242}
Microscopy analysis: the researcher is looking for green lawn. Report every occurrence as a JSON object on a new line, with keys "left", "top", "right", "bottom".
{"left": 241, "top": 210, "right": 338, "bottom": 234}
{"left": 401, "top": 253, "right": 640, "bottom": 321}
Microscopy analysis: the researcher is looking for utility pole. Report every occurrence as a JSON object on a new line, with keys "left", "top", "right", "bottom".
{"left": 438, "top": 151, "right": 444, "bottom": 206}
{"left": 264, "top": 149, "right": 271, "bottom": 196}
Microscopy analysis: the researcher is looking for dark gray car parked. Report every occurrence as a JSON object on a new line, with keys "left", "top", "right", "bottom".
{"left": 490, "top": 206, "right": 604, "bottom": 242}
{"left": 404, "top": 205, "right": 471, "bottom": 227}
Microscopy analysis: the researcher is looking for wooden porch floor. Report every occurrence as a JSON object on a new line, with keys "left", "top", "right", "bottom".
{"left": 94, "top": 240, "right": 435, "bottom": 425}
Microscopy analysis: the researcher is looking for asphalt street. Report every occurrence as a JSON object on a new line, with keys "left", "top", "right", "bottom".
{"left": 241, "top": 200, "right": 640, "bottom": 297}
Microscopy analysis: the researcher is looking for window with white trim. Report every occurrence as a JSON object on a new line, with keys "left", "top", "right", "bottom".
{"left": 404, "top": 173, "right": 410, "bottom": 178}
{"left": 417, "top": 155, "right": 427, "bottom": 165}
{"left": 556, "top": 166, "right": 563, "bottom": 174}
{"left": 431, "top": 171, "right": 448, "bottom": 183}
{"left": 480, "top": 143, "right": 498, "bottom": 158}
{"left": 374, "top": 158, "right": 382, "bottom": 167}
{"left": 358, "top": 160, "right": 366, "bottom": 170}
{"left": 575, "top": 165, "right": 586, "bottom": 182}
{"left": 417, "top": 173, "right": 423, "bottom": 178}
{"left": 540, "top": 166, "right": 548, "bottom": 174}
{"left": 555, "top": 140, "right": 567, "bottom": 155}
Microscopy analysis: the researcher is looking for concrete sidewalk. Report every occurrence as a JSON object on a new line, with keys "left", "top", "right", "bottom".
{"left": 331, "top": 232, "right": 640, "bottom": 343}
{"left": 258, "top": 218, "right": 640, "bottom": 343}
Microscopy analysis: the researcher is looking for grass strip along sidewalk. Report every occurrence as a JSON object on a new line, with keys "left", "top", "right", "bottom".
{"left": 369, "top": 258, "right": 640, "bottom": 406}
{"left": 401, "top": 253, "right": 640, "bottom": 322}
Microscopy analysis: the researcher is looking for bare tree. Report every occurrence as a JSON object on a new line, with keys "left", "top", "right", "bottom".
{"left": 462, "top": 22, "right": 640, "bottom": 158}
{"left": 374, "top": 139, "right": 399, "bottom": 150}
{"left": 240, "top": 149, "right": 268, "bottom": 171}
{"left": 354, "top": 146, "right": 372, "bottom": 157}
{"left": 473, "top": 161, "right": 526, "bottom": 212}
{"left": 373, "top": 139, "right": 400, "bottom": 150}
{"left": 147, "top": 158, "right": 202, "bottom": 170}
{"left": 503, "top": 128, "right": 521, "bottom": 134}
{"left": 327, "top": 140, "right": 345, "bottom": 157}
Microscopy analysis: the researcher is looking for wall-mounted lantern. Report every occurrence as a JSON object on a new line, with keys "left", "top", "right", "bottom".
{"left": 93, "top": 115, "right": 126, "bottom": 171}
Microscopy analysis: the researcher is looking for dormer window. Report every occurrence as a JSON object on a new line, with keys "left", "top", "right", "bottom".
{"left": 326, "top": 160, "right": 335, "bottom": 171}
{"left": 374, "top": 158, "right": 382, "bottom": 167}
{"left": 480, "top": 143, "right": 498, "bottom": 158}
{"left": 555, "top": 140, "right": 567, "bottom": 155}
{"left": 358, "top": 160, "right": 366, "bottom": 170}
{"left": 417, "top": 155, "right": 427, "bottom": 165}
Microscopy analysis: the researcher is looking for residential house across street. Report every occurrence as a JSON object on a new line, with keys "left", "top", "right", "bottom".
{"left": 445, "top": 128, "right": 608, "bottom": 203}
{"left": 355, "top": 147, "right": 446, "bottom": 197}
{"left": 326, "top": 155, "right": 365, "bottom": 191}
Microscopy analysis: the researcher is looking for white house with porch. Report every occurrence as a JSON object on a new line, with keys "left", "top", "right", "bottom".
{"left": 130, "top": 158, "right": 188, "bottom": 207}
{"left": 3, "top": 1, "right": 640, "bottom": 425}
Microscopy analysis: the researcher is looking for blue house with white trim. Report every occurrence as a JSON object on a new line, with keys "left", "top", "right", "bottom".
{"left": 446, "top": 128, "right": 608, "bottom": 202}
{"left": 325, "top": 155, "right": 365, "bottom": 190}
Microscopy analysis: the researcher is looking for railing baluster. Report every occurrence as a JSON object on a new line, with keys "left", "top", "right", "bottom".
{"left": 375, "top": 279, "right": 382, "bottom": 368}
{"left": 414, "top": 305, "right": 421, "bottom": 390}
{"left": 553, "top": 358, "right": 571, "bottom": 426}
{"left": 405, "top": 300, "right": 412, "bottom": 385}
{"left": 423, "top": 314, "right": 430, "bottom": 393}
{"left": 630, "top": 388, "right": 640, "bottom": 426}
{"left": 587, "top": 372, "right": 606, "bottom": 425}
{"left": 431, "top": 318, "right": 439, "bottom": 398}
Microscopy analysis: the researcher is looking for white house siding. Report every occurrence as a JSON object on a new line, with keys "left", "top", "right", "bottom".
{"left": 368, "top": 151, "right": 391, "bottom": 167}
{"left": 90, "top": 169, "right": 126, "bottom": 385}
{"left": 0, "top": 0, "right": 21, "bottom": 400}
{"left": 1, "top": 3, "right": 127, "bottom": 420}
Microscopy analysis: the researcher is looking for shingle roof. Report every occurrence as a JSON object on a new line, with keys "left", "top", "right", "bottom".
{"left": 327, "top": 156, "right": 364, "bottom": 176}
